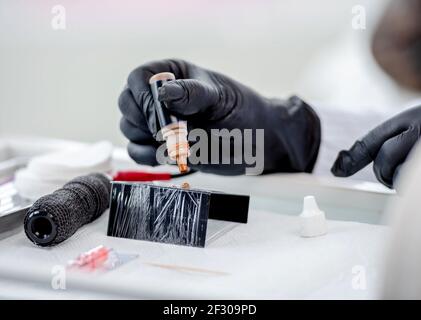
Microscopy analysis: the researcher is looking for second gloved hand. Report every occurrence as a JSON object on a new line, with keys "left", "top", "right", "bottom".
{"left": 119, "top": 59, "right": 321, "bottom": 175}
{"left": 331, "top": 105, "right": 421, "bottom": 188}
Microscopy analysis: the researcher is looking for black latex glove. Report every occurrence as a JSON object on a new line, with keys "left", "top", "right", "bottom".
{"left": 331, "top": 106, "right": 421, "bottom": 188}
{"left": 119, "top": 59, "right": 321, "bottom": 175}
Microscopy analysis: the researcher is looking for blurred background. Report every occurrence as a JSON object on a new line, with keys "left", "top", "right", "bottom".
{"left": 0, "top": 0, "right": 420, "bottom": 146}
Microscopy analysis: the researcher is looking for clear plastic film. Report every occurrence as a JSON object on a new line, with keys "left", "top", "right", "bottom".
{"left": 107, "top": 182, "right": 211, "bottom": 247}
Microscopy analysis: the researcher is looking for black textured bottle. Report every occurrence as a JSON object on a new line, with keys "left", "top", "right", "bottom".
{"left": 24, "top": 173, "right": 111, "bottom": 247}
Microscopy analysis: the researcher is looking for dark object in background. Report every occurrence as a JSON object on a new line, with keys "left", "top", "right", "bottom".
{"left": 372, "top": 0, "right": 421, "bottom": 91}
{"left": 107, "top": 182, "right": 249, "bottom": 248}
{"left": 24, "top": 173, "right": 111, "bottom": 247}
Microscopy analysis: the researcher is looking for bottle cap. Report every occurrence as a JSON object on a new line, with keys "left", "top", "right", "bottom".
{"left": 299, "top": 195, "right": 327, "bottom": 237}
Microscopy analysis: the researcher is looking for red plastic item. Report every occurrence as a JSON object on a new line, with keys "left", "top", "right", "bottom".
{"left": 69, "top": 245, "right": 110, "bottom": 270}
{"left": 113, "top": 171, "right": 172, "bottom": 182}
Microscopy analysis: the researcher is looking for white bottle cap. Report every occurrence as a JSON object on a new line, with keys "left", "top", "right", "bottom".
{"left": 299, "top": 195, "right": 327, "bottom": 237}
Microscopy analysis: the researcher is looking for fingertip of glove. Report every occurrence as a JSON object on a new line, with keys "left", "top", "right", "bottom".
{"left": 331, "top": 151, "right": 353, "bottom": 177}
{"left": 158, "top": 81, "right": 184, "bottom": 102}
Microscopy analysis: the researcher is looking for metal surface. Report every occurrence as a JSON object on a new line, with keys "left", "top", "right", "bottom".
{"left": 0, "top": 181, "right": 32, "bottom": 239}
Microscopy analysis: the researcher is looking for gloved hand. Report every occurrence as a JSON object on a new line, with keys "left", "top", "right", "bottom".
{"left": 331, "top": 105, "right": 421, "bottom": 188}
{"left": 119, "top": 59, "right": 321, "bottom": 175}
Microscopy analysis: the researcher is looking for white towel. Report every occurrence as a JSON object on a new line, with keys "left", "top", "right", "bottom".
{"left": 15, "top": 141, "right": 113, "bottom": 200}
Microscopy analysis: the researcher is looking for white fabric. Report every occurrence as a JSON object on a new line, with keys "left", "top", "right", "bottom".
{"left": 381, "top": 143, "right": 421, "bottom": 299}
{"left": 14, "top": 141, "right": 113, "bottom": 199}
{"left": 26, "top": 140, "right": 113, "bottom": 180}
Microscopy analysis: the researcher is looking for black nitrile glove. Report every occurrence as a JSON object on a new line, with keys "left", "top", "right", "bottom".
{"left": 331, "top": 105, "right": 421, "bottom": 188}
{"left": 119, "top": 59, "right": 321, "bottom": 175}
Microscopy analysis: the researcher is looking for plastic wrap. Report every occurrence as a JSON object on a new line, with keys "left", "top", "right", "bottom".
{"left": 107, "top": 182, "right": 249, "bottom": 248}
{"left": 108, "top": 183, "right": 209, "bottom": 247}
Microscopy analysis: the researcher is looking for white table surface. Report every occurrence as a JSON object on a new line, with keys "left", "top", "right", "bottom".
{"left": 0, "top": 208, "right": 389, "bottom": 299}
{"left": 0, "top": 137, "right": 392, "bottom": 299}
